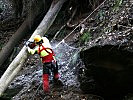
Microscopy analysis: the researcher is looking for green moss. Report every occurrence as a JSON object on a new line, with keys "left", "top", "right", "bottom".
{"left": 113, "top": 0, "right": 123, "bottom": 12}
{"left": 80, "top": 31, "right": 91, "bottom": 44}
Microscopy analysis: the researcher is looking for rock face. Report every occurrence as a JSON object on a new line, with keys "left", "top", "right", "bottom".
{"left": 80, "top": 45, "right": 133, "bottom": 99}
{"left": 79, "top": 25, "right": 133, "bottom": 99}
{"left": 78, "top": 0, "right": 133, "bottom": 99}
{"left": 79, "top": 27, "right": 133, "bottom": 99}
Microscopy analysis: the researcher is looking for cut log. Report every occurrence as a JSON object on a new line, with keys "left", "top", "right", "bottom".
{"left": 0, "top": 0, "right": 67, "bottom": 96}
{"left": 0, "top": 0, "right": 49, "bottom": 69}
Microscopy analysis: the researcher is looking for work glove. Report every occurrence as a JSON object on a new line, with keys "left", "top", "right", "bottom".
{"left": 26, "top": 41, "right": 36, "bottom": 49}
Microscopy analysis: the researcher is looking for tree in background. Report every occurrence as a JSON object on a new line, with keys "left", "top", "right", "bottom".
{"left": 10, "top": 0, "right": 23, "bottom": 18}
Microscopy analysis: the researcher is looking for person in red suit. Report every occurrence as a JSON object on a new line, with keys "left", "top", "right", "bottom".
{"left": 27, "top": 35, "right": 62, "bottom": 92}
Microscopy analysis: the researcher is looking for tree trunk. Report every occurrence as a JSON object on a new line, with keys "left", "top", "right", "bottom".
{"left": 0, "top": 0, "right": 49, "bottom": 69}
{"left": 0, "top": 0, "right": 67, "bottom": 96}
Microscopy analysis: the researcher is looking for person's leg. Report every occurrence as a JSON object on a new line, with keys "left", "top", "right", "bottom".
{"left": 43, "top": 63, "right": 50, "bottom": 92}
{"left": 52, "top": 62, "right": 63, "bottom": 86}
{"left": 52, "top": 61, "right": 59, "bottom": 81}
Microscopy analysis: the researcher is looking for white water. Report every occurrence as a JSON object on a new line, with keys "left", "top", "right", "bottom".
{"left": 53, "top": 40, "right": 81, "bottom": 86}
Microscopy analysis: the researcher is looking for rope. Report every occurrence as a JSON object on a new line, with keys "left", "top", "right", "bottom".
{"left": 28, "top": 0, "right": 108, "bottom": 99}
{"left": 54, "top": 0, "right": 107, "bottom": 48}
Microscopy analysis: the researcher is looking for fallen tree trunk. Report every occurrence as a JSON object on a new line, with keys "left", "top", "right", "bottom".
{"left": 0, "top": 0, "right": 67, "bottom": 96}
{"left": 0, "top": 0, "right": 49, "bottom": 69}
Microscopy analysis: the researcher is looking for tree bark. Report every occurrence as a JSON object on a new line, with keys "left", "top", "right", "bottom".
{"left": 0, "top": 0, "right": 67, "bottom": 96}
{"left": 0, "top": 0, "right": 49, "bottom": 69}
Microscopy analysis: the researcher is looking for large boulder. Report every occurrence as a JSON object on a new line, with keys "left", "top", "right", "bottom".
{"left": 79, "top": 31, "right": 133, "bottom": 99}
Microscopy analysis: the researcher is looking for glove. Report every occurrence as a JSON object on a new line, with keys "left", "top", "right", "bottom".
{"left": 27, "top": 47, "right": 36, "bottom": 55}
{"left": 26, "top": 41, "right": 36, "bottom": 49}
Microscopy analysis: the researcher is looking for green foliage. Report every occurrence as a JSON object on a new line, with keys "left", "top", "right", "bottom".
{"left": 97, "top": 10, "right": 105, "bottom": 21}
{"left": 80, "top": 31, "right": 91, "bottom": 44}
{"left": 113, "top": 0, "right": 123, "bottom": 12}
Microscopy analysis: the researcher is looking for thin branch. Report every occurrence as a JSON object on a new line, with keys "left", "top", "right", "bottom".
{"left": 66, "top": 7, "right": 77, "bottom": 28}
{"left": 51, "top": 24, "right": 66, "bottom": 42}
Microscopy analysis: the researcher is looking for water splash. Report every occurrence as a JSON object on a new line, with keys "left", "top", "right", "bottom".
{"left": 52, "top": 41, "right": 81, "bottom": 87}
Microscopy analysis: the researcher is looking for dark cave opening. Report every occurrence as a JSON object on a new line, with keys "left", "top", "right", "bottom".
{"left": 80, "top": 45, "right": 133, "bottom": 100}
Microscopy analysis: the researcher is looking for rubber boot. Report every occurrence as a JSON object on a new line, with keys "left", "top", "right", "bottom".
{"left": 43, "top": 74, "right": 49, "bottom": 93}
{"left": 54, "top": 73, "right": 63, "bottom": 86}
{"left": 54, "top": 73, "right": 59, "bottom": 80}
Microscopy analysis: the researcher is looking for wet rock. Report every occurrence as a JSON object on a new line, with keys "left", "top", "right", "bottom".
{"left": 79, "top": 1, "right": 133, "bottom": 99}
{"left": 80, "top": 45, "right": 133, "bottom": 99}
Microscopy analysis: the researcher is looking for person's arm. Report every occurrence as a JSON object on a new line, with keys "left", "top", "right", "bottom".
{"left": 42, "top": 37, "right": 52, "bottom": 48}
{"left": 27, "top": 46, "right": 38, "bottom": 55}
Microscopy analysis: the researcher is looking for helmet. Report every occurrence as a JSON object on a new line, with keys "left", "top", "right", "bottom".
{"left": 34, "top": 35, "right": 41, "bottom": 43}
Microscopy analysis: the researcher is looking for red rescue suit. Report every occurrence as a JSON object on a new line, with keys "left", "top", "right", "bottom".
{"left": 27, "top": 37, "right": 60, "bottom": 92}
{"left": 38, "top": 44, "right": 59, "bottom": 92}
{"left": 38, "top": 44, "right": 55, "bottom": 63}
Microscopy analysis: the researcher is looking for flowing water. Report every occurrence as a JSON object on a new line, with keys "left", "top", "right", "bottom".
{"left": 52, "top": 40, "right": 81, "bottom": 87}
